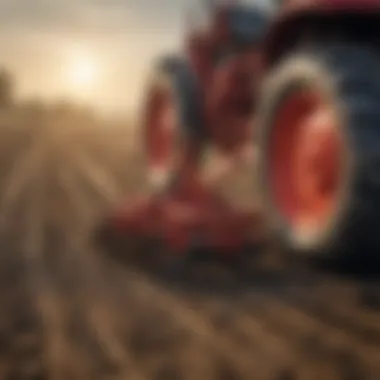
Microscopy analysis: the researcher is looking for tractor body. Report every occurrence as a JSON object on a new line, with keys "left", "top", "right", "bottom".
{"left": 98, "top": 1, "right": 270, "bottom": 273}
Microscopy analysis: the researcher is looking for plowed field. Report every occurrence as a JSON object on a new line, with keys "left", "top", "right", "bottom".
{"left": 0, "top": 110, "right": 379, "bottom": 380}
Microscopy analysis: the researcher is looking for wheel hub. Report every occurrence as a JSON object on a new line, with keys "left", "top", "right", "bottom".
{"left": 296, "top": 108, "right": 340, "bottom": 208}
{"left": 269, "top": 88, "right": 343, "bottom": 238}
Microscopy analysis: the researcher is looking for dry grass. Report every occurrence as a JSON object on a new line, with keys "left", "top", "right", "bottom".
{"left": 0, "top": 107, "right": 378, "bottom": 380}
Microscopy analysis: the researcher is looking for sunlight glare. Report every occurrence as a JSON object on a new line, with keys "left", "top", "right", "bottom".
{"left": 66, "top": 49, "right": 100, "bottom": 97}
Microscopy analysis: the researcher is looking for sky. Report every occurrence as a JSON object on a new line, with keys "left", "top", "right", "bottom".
{"left": 0, "top": 0, "right": 271, "bottom": 115}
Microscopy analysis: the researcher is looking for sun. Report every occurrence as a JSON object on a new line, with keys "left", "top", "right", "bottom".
{"left": 70, "top": 59, "right": 97, "bottom": 86}
{"left": 66, "top": 50, "right": 100, "bottom": 96}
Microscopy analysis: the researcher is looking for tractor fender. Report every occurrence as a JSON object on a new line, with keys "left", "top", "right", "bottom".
{"left": 153, "top": 55, "right": 204, "bottom": 140}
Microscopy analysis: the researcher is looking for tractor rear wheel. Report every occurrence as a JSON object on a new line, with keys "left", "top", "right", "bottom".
{"left": 256, "top": 43, "right": 380, "bottom": 269}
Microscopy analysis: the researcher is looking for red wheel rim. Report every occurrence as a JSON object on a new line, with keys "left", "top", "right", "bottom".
{"left": 269, "top": 88, "right": 343, "bottom": 237}
{"left": 144, "top": 81, "right": 177, "bottom": 188}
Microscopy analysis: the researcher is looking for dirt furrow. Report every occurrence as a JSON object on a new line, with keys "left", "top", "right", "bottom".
{"left": 240, "top": 295, "right": 380, "bottom": 376}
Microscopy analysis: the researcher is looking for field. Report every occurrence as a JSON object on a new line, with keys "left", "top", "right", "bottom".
{"left": 0, "top": 107, "right": 379, "bottom": 380}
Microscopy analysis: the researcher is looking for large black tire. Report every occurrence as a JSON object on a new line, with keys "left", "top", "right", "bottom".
{"left": 256, "top": 43, "right": 380, "bottom": 269}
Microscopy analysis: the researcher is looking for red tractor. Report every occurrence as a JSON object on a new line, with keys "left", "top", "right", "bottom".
{"left": 99, "top": 0, "right": 380, "bottom": 275}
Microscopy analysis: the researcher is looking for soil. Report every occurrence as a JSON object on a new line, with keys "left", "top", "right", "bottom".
{"left": 0, "top": 109, "right": 378, "bottom": 380}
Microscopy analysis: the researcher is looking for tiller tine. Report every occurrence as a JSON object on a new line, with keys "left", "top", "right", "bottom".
{"left": 95, "top": 187, "right": 266, "bottom": 278}
{"left": 95, "top": 196, "right": 163, "bottom": 271}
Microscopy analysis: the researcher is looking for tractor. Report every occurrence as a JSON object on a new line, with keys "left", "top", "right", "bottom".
{"left": 98, "top": 0, "right": 380, "bottom": 276}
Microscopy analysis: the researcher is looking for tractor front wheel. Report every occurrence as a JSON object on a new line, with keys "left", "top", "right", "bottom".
{"left": 143, "top": 65, "right": 179, "bottom": 191}
{"left": 256, "top": 43, "right": 380, "bottom": 268}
